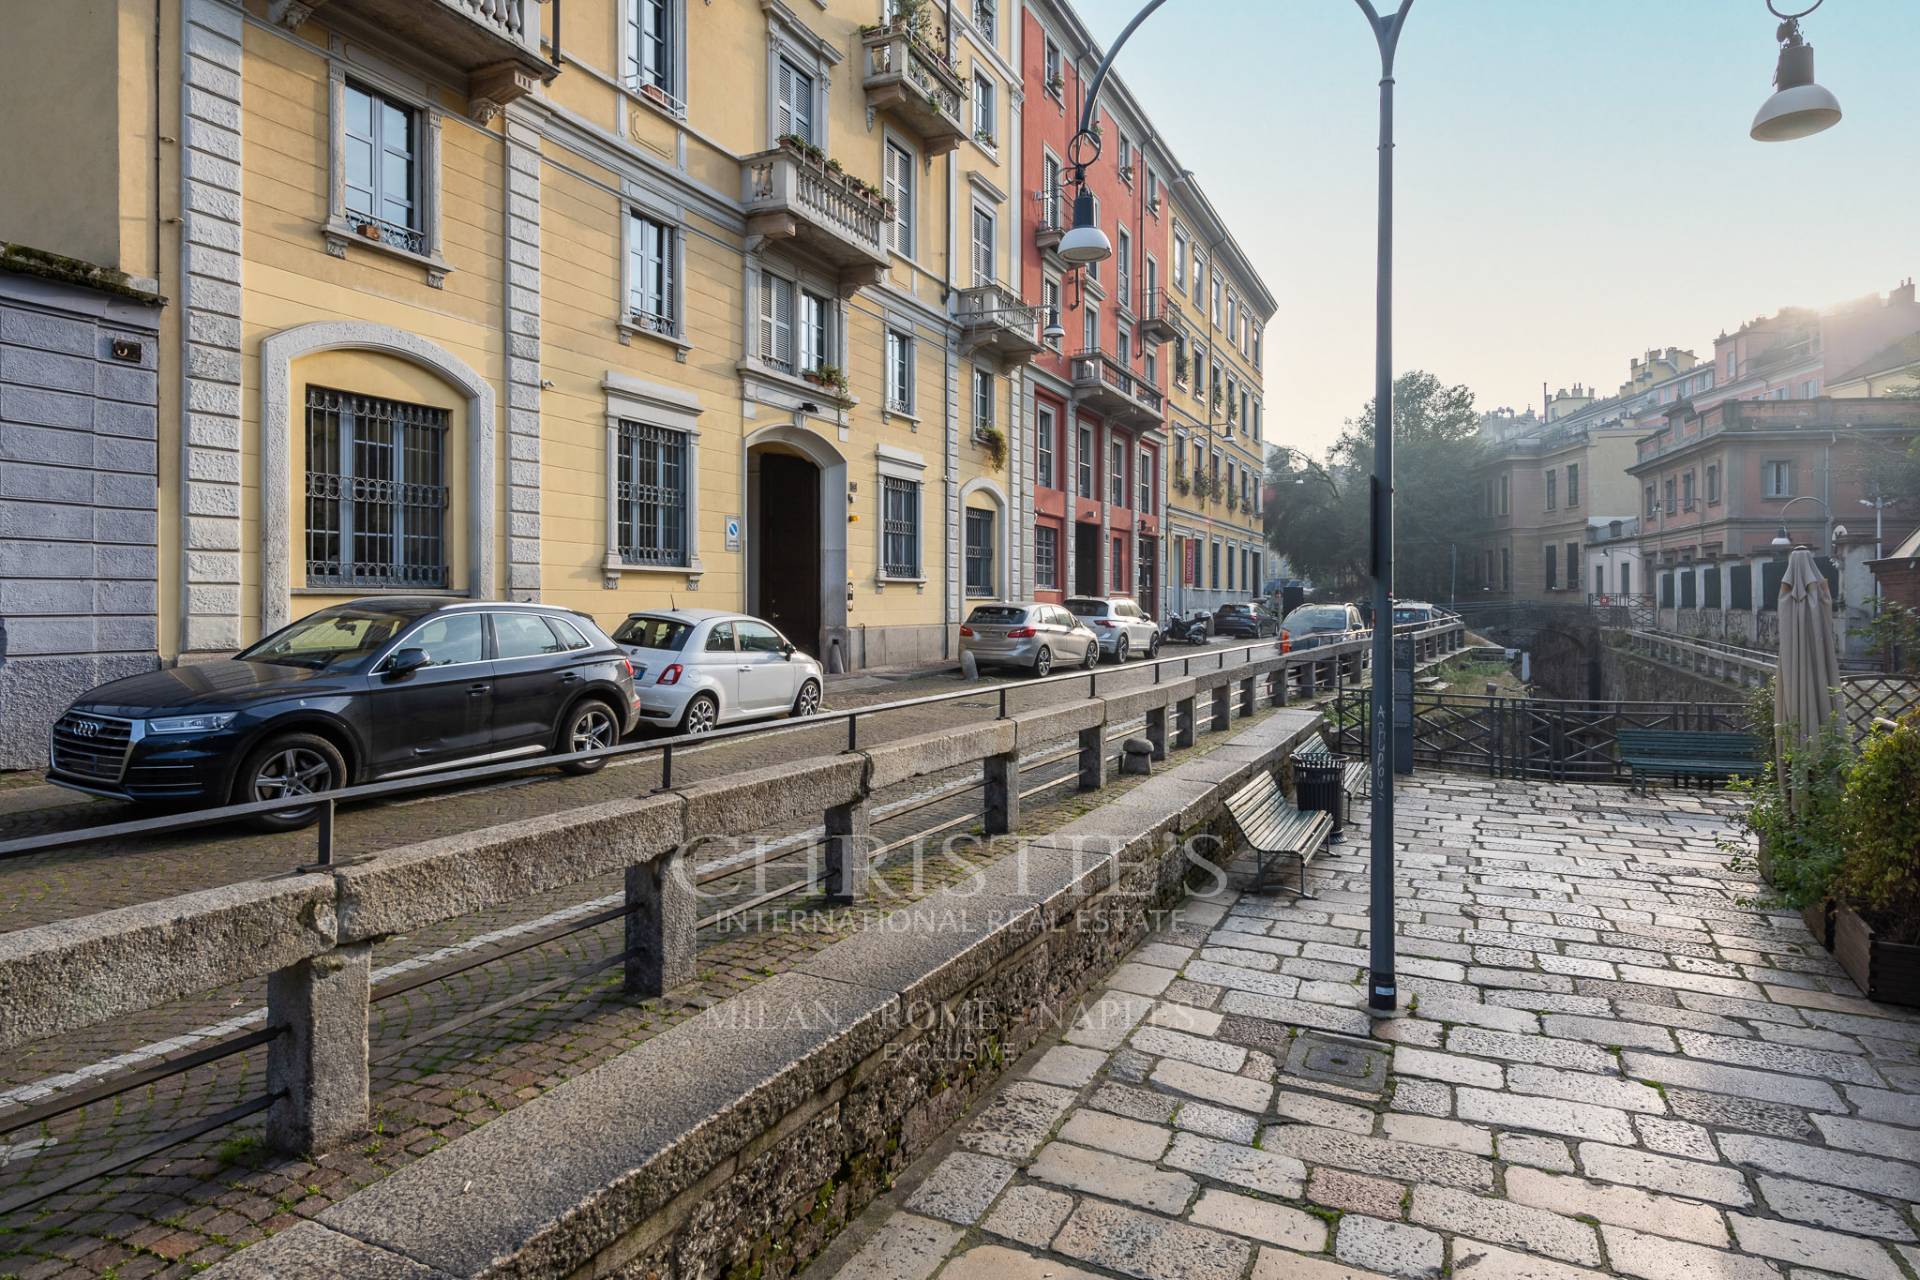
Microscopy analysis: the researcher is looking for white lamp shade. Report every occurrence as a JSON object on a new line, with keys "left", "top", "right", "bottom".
{"left": 1751, "top": 82, "right": 1841, "bottom": 141}
{"left": 1059, "top": 223, "right": 1113, "bottom": 265}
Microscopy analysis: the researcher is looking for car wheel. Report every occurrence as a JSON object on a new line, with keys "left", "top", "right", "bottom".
{"left": 234, "top": 732, "right": 346, "bottom": 831}
{"left": 1084, "top": 642, "right": 1099, "bottom": 670}
{"left": 1033, "top": 645, "right": 1053, "bottom": 678}
{"left": 558, "top": 699, "right": 621, "bottom": 775}
{"left": 679, "top": 692, "right": 719, "bottom": 735}
{"left": 1113, "top": 635, "right": 1130, "bottom": 664}
{"left": 791, "top": 679, "right": 822, "bottom": 718}
{"left": 1147, "top": 633, "right": 1161, "bottom": 660}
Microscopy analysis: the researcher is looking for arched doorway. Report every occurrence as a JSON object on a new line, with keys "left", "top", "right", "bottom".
{"left": 744, "top": 425, "right": 848, "bottom": 668}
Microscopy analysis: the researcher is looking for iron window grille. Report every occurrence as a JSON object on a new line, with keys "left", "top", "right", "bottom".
{"left": 883, "top": 477, "right": 920, "bottom": 578}
{"left": 1035, "top": 524, "right": 1059, "bottom": 589}
{"left": 305, "top": 387, "right": 450, "bottom": 589}
{"left": 615, "top": 419, "right": 689, "bottom": 566}
{"left": 343, "top": 82, "right": 425, "bottom": 255}
{"left": 965, "top": 509, "right": 994, "bottom": 597}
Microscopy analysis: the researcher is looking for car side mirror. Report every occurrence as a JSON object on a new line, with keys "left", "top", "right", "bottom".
{"left": 384, "top": 647, "right": 430, "bottom": 677}
{"left": 781, "top": 643, "right": 796, "bottom": 659}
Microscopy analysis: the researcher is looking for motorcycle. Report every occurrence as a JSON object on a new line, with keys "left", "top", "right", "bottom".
{"left": 1161, "top": 610, "right": 1212, "bottom": 645}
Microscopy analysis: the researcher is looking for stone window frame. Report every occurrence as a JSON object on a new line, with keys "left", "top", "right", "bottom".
{"left": 621, "top": 0, "right": 690, "bottom": 120}
{"left": 876, "top": 444, "right": 928, "bottom": 587}
{"left": 617, "top": 178, "right": 693, "bottom": 355}
{"left": 763, "top": 6, "right": 839, "bottom": 152}
{"left": 320, "top": 55, "right": 452, "bottom": 286}
{"left": 602, "top": 370, "right": 705, "bottom": 581}
{"left": 883, "top": 129, "right": 922, "bottom": 264}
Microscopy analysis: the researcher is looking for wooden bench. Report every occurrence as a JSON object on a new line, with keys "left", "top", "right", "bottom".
{"left": 1340, "top": 758, "right": 1368, "bottom": 822}
{"left": 1224, "top": 770, "right": 1333, "bottom": 897}
{"left": 1616, "top": 729, "right": 1763, "bottom": 793}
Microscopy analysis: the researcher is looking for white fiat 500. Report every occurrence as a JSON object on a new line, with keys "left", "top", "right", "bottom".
{"left": 612, "top": 610, "right": 824, "bottom": 735}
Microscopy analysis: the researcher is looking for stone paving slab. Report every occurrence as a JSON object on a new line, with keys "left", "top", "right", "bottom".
{"left": 803, "top": 776, "right": 1920, "bottom": 1280}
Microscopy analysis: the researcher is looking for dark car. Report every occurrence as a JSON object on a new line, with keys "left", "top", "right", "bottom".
{"left": 1212, "top": 601, "right": 1278, "bottom": 639}
{"left": 46, "top": 599, "right": 640, "bottom": 828}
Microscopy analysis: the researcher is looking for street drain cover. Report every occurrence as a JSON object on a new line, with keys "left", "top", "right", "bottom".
{"left": 1285, "top": 1032, "right": 1388, "bottom": 1092}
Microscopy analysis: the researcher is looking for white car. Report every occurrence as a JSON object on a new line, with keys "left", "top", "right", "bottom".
{"left": 1065, "top": 596, "right": 1162, "bottom": 663}
{"left": 611, "top": 609, "right": 824, "bottom": 735}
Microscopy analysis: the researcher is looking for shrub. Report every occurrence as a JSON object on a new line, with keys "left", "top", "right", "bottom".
{"left": 1726, "top": 679, "right": 1851, "bottom": 909}
{"left": 1836, "top": 711, "right": 1920, "bottom": 944}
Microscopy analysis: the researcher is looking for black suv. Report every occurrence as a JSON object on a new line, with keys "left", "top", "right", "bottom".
{"left": 47, "top": 599, "right": 639, "bottom": 828}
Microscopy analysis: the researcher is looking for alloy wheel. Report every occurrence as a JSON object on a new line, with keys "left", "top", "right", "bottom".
{"left": 685, "top": 697, "right": 718, "bottom": 734}
{"left": 570, "top": 704, "right": 618, "bottom": 754}
{"left": 1035, "top": 646, "right": 1053, "bottom": 677}
{"left": 252, "top": 747, "right": 333, "bottom": 801}
{"left": 795, "top": 681, "right": 821, "bottom": 716}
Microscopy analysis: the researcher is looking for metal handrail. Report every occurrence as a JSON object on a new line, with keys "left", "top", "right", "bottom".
{"left": 0, "top": 622, "right": 1467, "bottom": 866}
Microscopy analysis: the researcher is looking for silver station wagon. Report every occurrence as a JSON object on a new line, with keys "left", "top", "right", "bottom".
{"left": 958, "top": 602, "right": 1100, "bottom": 677}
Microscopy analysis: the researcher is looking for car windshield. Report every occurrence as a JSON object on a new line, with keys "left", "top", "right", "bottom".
{"left": 238, "top": 606, "right": 417, "bottom": 671}
{"left": 966, "top": 606, "right": 1028, "bottom": 624}
{"left": 613, "top": 616, "right": 694, "bottom": 651}
{"left": 1221, "top": 605, "right": 1252, "bottom": 615}
{"left": 1283, "top": 605, "right": 1350, "bottom": 632}
{"left": 1064, "top": 599, "right": 1108, "bottom": 617}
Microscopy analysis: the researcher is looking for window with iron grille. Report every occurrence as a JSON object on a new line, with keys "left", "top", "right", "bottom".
{"left": 965, "top": 508, "right": 994, "bottom": 597}
{"left": 628, "top": 211, "right": 677, "bottom": 336}
{"left": 614, "top": 420, "right": 689, "bottom": 566}
{"left": 304, "top": 387, "right": 450, "bottom": 588}
{"left": 343, "top": 82, "right": 423, "bottom": 254}
{"left": 883, "top": 477, "right": 920, "bottom": 578}
{"left": 1035, "top": 524, "right": 1059, "bottom": 589}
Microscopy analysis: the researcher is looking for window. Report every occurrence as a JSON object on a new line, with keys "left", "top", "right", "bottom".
{"left": 1227, "top": 460, "right": 1237, "bottom": 503}
{"left": 627, "top": 211, "right": 677, "bottom": 336}
{"left": 1036, "top": 524, "right": 1059, "bottom": 590}
{"left": 1620, "top": 562, "right": 1632, "bottom": 595}
{"left": 1042, "top": 276, "right": 1062, "bottom": 348}
{"left": 1211, "top": 275, "right": 1222, "bottom": 326}
{"left": 974, "top": 0, "right": 996, "bottom": 41}
{"left": 1112, "top": 536, "right": 1125, "bottom": 592}
{"left": 886, "top": 328, "right": 914, "bottom": 413}
{"left": 304, "top": 387, "right": 449, "bottom": 588}
{"left": 882, "top": 477, "right": 920, "bottom": 577}
{"left": 1117, "top": 135, "right": 1133, "bottom": 182}
{"left": 1567, "top": 542, "right": 1579, "bottom": 588}
{"left": 1115, "top": 324, "right": 1131, "bottom": 366}
{"left": 737, "top": 620, "right": 784, "bottom": 654}
{"left": 970, "top": 205, "right": 994, "bottom": 283}
{"left": 1138, "top": 448, "right": 1152, "bottom": 512}
{"left": 1500, "top": 547, "right": 1511, "bottom": 591}
{"left": 885, "top": 140, "right": 914, "bottom": 255}
{"left": 798, "top": 289, "right": 831, "bottom": 373}
{"left": 1566, "top": 463, "right": 1579, "bottom": 506}
{"left": 1225, "top": 541, "right": 1235, "bottom": 590}
{"left": 1143, "top": 349, "right": 1156, "bottom": 389}
{"left": 1173, "top": 232, "right": 1187, "bottom": 288}
{"left": 1682, "top": 471, "right": 1695, "bottom": 509}
{"left": 1645, "top": 485, "right": 1656, "bottom": 518}
{"left": 1043, "top": 39, "right": 1061, "bottom": 95}
{"left": 1077, "top": 424, "right": 1094, "bottom": 498}
{"left": 1210, "top": 540, "right": 1220, "bottom": 588}
{"left": 1707, "top": 463, "right": 1721, "bottom": 504}
{"left": 1116, "top": 227, "right": 1131, "bottom": 308}
{"left": 758, "top": 272, "right": 795, "bottom": 370}
{"left": 705, "top": 621, "right": 735, "bottom": 651}
{"left": 404, "top": 613, "right": 485, "bottom": 667}
{"left": 1145, "top": 256, "right": 1158, "bottom": 308}
{"left": 1083, "top": 300, "right": 1099, "bottom": 352}
{"left": 625, "top": 0, "right": 675, "bottom": 100}
{"left": 1725, "top": 350, "right": 1736, "bottom": 378}
{"left": 343, "top": 82, "right": 422, "bottom": 252}
{"left": 973, "top": 368, "right": 994, "bottom": 430}
{"left": 1040, "top": 153, "right": 1062, "bottom": 229}
{"left": 1110, "top": 438, "right": 1126, "bottom": 505}
{"left": 1802, "top": 378, "right": 1820, "bottom": 399}
{"left": 776, "top": 58, "right": 815, "bottom": 144}
{"left": 1545, "top": 470, "right": 1557, "bottom": 510}
{"left": 1498, "top": 474, "right": 1509, "bottom": 515}
{"left": 1664, "top": 478, "right": 1676, "bottom": 514}
{"left": 1036, "top": 404, "right": 1055, "bottom": 487}
{"left": 614, "top": 419, "right": 689, "bottom": 566}
{"left": 1764, "top": 460, "right": 1791, "bottom": 498}
{"left": 972, "top": 74, "right": 996, "bottom": 145}
{"left": 965, "top": 509, "right": 995, "bottom": 597}
{"left": 1191, "top": 250, "right": 1205, "bottom": 304}
{"left": 494, "top": 612, "right": 567, "bottom": 659}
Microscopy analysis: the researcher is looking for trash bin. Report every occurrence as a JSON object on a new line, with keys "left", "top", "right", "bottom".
{"left": 1292, "top": 749, "right": 1344, "bottom": 838}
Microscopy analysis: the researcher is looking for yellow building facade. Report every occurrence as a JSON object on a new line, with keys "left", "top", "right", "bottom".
{"left": 2, "top": 0, "right": 1031, "bottom": 675}
{"left": 1161, "top": 181, "right": 1273, "bottom": 611}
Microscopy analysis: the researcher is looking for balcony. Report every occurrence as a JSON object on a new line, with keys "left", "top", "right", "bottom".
{"left": 741, "top": 145, "right": 890, "bottom": 294}
{"left": 273, "top": 0, "right": 554, "bottom": 119}
{"left": 1070, "top": 348, "right": 1163, "bottom": 430}
{"left": 1138, "top": 289, "right": 1184, "bottom": 346}
{"left": 956, "top": 282, "right": 1044, "bottom": 366}
{"left": 860, "top": 25, "right": 967, "bottom": 156}
{"left": 1034, "top": 186, "right": 1064, "bottom": 252}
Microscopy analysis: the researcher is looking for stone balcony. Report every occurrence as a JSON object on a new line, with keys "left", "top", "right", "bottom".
{"left": 1137, "top": 288, "right": 1185, "bottom": 347}
{"left": 1071, "top": 347, "right": 1164, "bottom": 430}
{"left": 741, "top": 146, "right": 891, "bottom": 295}
{"left": 860, "top": 26, "right": 967, "bottom": 157}
{"left": 956, "top": 281, "right": 1044, "bottom": 367}
{"left": 271, "top": 0, "right": 554, "bottom": 119}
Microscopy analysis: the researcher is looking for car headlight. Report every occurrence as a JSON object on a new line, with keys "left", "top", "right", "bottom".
{"left": 146, "top": 712, "right": 238, "bottom": 735}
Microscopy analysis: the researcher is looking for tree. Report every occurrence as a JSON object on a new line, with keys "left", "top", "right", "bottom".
{"left": 1264, "top": 371, "right": 1484, "bottom": 603}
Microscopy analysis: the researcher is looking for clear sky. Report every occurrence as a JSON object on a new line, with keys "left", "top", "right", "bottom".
{"left": 1068, "top": 0, "right": 1920, "bottom": 458}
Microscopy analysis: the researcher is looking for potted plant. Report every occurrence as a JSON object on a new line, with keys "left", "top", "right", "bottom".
{"left": 1046, "top": 71, "right": 1064, "bottom": 98}
{"left": 1724, "top": 686, "right": 1851, "bottom": 947}
{"left": 801, "top": 363, "right": 850, "bottom": 400}
{"left": 1831, "top": 711, "right": 1920, "bottom": 1005}
{"left": 639, "top": 80, "right": 673, "bottom": 109}
{"left": 973, "top": 424, "right": 1007, "bottom": 468}
{"left": 356, "top": 220, "right": 382, "bottom": 242}
{"left": 975, "top": 128, "right": 996, "bottom": 147}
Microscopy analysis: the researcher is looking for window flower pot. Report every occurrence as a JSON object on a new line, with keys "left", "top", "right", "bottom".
{"left": 356, "top": 222, "right": 382, "bottom": 242}
{"left": 1834, "top": 903, "right": 1920, "bottom": 1007}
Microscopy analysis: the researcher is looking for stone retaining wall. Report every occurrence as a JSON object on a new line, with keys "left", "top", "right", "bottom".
{"left": 205, "top": 708, "right": 1323, "bottom": 1279}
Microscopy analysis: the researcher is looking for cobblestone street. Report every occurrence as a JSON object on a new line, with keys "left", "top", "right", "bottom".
{"left": 814, "top": 776, "right": 1920, "bottom": 1280}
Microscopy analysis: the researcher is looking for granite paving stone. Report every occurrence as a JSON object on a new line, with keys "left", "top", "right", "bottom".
{"left": 1455, "top": 1087, "right": 1636, "bottom": 1145}
{"left": 1754, "top": 1175, "right": 1916, "bottom": 1242}
{"left": 1057, "top": 1108, "right": 1173, "bottom": 1162}
{"left": 1504, "top": 1166, "right": 1731, "bottom": 1247}
{"left": 1162, "top": 1132, "right": 1308, "bottom": 1197}
{"left": 1727, "top": 1214, "right": 1906, "bottom": 1280}
{"left": 903, "top": 1152, "right": 1017, "bottom": 1226}
{"left": 1173, "top": 1100, "right": 1260, "bottom": 1145}
{"left": 1050, "top": 1199, "right": 1253, "bottom": 1280}
{"left": 1335, "top": 1214, "right": 1445, "bottom": 1279}
{"left": 1188, "top": 1187, "right": 1328, "bottom": 1250}
{"left": 1150, "top": 1057, "right": 1274, "bottom": 1113}
{"left": 978, "top": 1185, "right": 1075, "bottom": 1249}
{"left": 1576, "top": 1143, "right": 1755, "bottom": 1207}
{"left": 1027, "top": 1142, "right": 1197, "bottom": 1215}
{"left": 1408, "top": 1185, "right": 1603, "bottom": 1266}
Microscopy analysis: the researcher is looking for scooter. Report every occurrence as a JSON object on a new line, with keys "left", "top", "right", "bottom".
{"left": 1161, "top": 610, "right": 1212, "bottom": 645}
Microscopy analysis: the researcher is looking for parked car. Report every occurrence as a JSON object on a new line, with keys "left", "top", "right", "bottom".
{"left": 611, "top": 609, "right": 823, "bottom": 735}
{"left": 1161, "top": 609, "right": 1212, "bottom": 645}
{"left": 959, "top": 603, "right": 1100, "bottom": 677}
{"left": 1279, "top": 602, "right": 1368, "bottom": 652}
{"left": 46, "top": 599, "right": 640, "bottom": 829}
{"left": 1065, "top": 597, "right": 1161, "bottom": 663}
{"left": 1213, "top": 601, "right": 1279, "bottom": 639}
{"left": 1392, "top": 600, "right": 1447, "bottom": 627}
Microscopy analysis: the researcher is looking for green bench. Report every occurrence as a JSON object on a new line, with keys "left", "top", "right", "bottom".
{"left": 1616, "top": 729, "right": 1763, "bottom": 793}
{"left": 1225, "top": 770, "right": 1332, "bottom": 898}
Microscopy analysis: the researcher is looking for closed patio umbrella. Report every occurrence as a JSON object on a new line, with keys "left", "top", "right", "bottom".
{"left": 1774, "top": 546, "right": 1840, "bottom": 795}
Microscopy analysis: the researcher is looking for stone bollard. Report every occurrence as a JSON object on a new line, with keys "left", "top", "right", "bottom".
{"left": 960, "top": 650, "right": 980, "bottom": 681}
{"left": 626, "top": 848, "right": 696, "bottom": 998}
{"left": 1145, "top": 705, "right": 1169, "bottom": 760}
{"left": 1078, "top": 724, "right": 1108, "bottom": 791}
{"left": 824, "top": 799, "right": 870, "bottom": 902}
{"left": 266, "top": 943, "right": 372, "bottom": 1155}
{"left": 1120, "top": 737, "right": 1153, "bottom": 776}
{"left": 1175, "top": 695, "right": 1197, "bottom": 748}
{"left": 984, "top": 751, "right": 1020, "bottom": 834}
